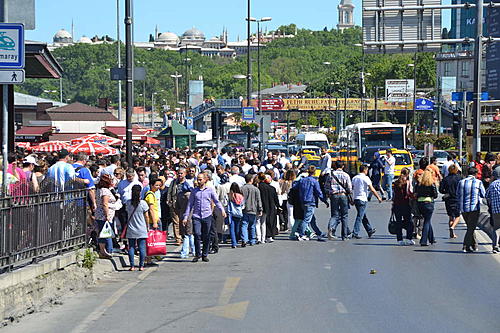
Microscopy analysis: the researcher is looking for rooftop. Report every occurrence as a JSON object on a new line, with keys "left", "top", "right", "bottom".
{"left": 47, "top": 102, "right": 119, "bottom": 121}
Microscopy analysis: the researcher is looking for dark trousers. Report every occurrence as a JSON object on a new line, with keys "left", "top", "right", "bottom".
{"left": 279, "top": 200, "right": 288, "bottom": 230}
{"left": 462, "top": 210, "right": 479, "bottom": 249}
{"left": 417, "top": 202, "right": 435, "bottom": 245}
{"left": 393, "top": 204, "right": 413, "bottom": 241}
{"left": 329, "top": 194, "right": 349, "bottom": 238}
{"left": 193, "top": 216, "right": 213, "bottom": 257}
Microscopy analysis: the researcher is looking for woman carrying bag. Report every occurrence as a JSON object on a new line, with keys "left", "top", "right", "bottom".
{"left": 414, "top": 170, "right": 439, "bottom": 246}
{"left": 95, "top": 174, "right": 122, "bottom": 259}
{"left": 125, "top": 185, "right": 149, "bottom": 271}
{"left": 228, "top": 183, "right": 245, "bottom": 248}
{"left": 391, "top": 168, "right": 414, "bottom": 245}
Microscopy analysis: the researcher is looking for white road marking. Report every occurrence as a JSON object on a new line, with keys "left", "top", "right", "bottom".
{"left": 329, "top": 298, "right": 348, "bottom": 314}
{"left": 475, "top": 231, "right": 500, "bottom": 265}
{"left": 324, "top": 264, "right": 332, "bottom": 270}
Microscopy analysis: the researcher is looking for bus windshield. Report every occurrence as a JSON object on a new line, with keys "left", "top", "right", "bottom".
{"left": 360, "top": 128, "right": 404, "bottom": 149}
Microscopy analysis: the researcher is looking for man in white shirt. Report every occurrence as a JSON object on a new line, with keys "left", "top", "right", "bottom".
{"left": 351, "top": 165, "right": 382, "bottom": 239}
{"left": 238, "top": 156, "right": 252, "bottom": 174}
{"left": 382, "top": 150, "right": 396, "bottom": 200}
{"left": 442, "top": 153, "right": 461, "bottom": 178}
{"left": 228, "top": 166, "right": 245, "bottom": 187}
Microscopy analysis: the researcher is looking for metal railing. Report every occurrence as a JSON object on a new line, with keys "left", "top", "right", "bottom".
{"left": 0, "top": 180, "right": 88, "bottom": 273}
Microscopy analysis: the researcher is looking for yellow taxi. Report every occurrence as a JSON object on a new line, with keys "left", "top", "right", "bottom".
{"left": 378, "top": 149, "right": 414, "bottom": 177}
{"left": 303, "top": 155, "right": 322, "bottom": 177}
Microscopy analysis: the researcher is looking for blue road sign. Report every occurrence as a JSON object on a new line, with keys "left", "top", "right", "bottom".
{"left": 451, "top": 91, "right": 489, "bottom": 101}
{"left": 0, "top": 23, "right": 24, "bottom": 69}
{"left": 242, "top": 107, "right": 255, "bottom": 121}
{"left": 186, "top": 117, "right": 194, "bottom": 130}
{"left": 415, "top": 98, "right": 434, "bottom": 111}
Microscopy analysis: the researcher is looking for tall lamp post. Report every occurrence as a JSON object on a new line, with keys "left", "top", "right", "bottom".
{"left": 247, "top": 16, "right": 272, "bottom": 151}
{"left": 170, "top": 72, "right": 182, "bottom": 111}
{"left": 408, "top": 61, "right": 417, "bottom": 144}
{"left": 116, "top": 0, "right": 122, "bottom": 120}
{"left": 124, "top": 0, "right": 134, "bottom": 165}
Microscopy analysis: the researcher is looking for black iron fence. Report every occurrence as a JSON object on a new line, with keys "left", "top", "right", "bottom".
{"left": 0, "top": 179, "right": 88, "bottom": 272}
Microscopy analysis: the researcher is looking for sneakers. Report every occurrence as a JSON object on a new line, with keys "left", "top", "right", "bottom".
{"left": 405, "top": 239, "right": 415, "bottom": 245}
{"left": 368, "top": 228, "right": 376, "bottom": 238}
{"left": 317, "top": 236, "right": 327, "bottom": 242}
{"left": 309, "top": 232, "right": 317, "bottom": 240}
{"left": 398, "top": 240, "right": 406, "bottom": 246}
{"left": 351, "top": 234, "right": 362, "bottom": 239}
{"left": 298, "top": 235, "right": 310, "bottom": 241}
{"left": 492, "top": 246, "right": 499, "bottom": 254}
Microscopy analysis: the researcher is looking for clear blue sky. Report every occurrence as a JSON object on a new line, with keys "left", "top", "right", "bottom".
{"left": 26, "top": 0, "right": 366, "bottom": 43}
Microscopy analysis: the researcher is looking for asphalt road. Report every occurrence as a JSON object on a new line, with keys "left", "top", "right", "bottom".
{"left": 4, "top": 199, "right": 500, "bottom": 333}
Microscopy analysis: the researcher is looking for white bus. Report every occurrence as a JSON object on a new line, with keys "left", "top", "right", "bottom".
{"left": 295, "top": 132, "right": 330, "bottom": 150}
{"left": 338, "top": 122, "right": 407, "bottom": 174}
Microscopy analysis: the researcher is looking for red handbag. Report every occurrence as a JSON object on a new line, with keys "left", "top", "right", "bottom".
{"left": 146, "top": 229, "right": 167, "bottom": 256}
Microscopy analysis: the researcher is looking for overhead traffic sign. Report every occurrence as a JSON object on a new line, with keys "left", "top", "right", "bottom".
{"left": 0, "top": 69, "right": 24, "bottom": 84}
{"left": 0, "top": 23, "right": 24, "bottom": 69}
{"left": 242, "top": 107, "right": 255, "bottom": 121}
{"left": 451, "top": 91, "right": 489, "bottom": 102}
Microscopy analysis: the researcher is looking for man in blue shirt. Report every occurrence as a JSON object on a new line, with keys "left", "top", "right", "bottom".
{"left": 457, "top": 167, "right": 486, "bottom": 253}
{"left": 47, "top": 149, "right": 76, "bottom": 191}
{"left": 294, "top": 165, "right": 329, "bottom": 241}
{"left": 72, "top": 153, "right": 96, "bottom": 211}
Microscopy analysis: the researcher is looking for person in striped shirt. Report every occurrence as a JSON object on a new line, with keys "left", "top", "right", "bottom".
{"left": 457, "top": 167, "right": 486, "bottom": 253}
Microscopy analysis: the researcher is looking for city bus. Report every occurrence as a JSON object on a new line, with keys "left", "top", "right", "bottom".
{"left": 338, "top": 122, "right": 407, "bottom": 175}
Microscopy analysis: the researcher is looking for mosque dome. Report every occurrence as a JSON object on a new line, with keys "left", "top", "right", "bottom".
{"left": 182, "top": 27, "right": 205, "bottom": 40}
{"left": 53, "top": 29, "right": 73, "bottom": 43}
{"left": 157, "top": 32, "right": 179, "bottom": 44}
{"left": 78, "top": 36, "right": 92, "bottom": 44}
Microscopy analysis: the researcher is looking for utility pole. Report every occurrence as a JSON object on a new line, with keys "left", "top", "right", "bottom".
{"left": 125, "top": 0, "right": 134, "bottom": 165}
{"left": 117, "top": 0, "right": 122, "bottom": 121}
{"left": 412, "top": 54, "right": 417, "bottom": 145}
{"left": 472, "top": 0, "right": 483, "bottom": 156}
{"left": 375, "top": 86, "right": 379, "bottom": 122}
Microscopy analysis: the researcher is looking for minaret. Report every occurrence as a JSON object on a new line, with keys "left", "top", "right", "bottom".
{"left": 337, "top": 0, "right": 355, "bottom": 30}
{"left": 155, "top": 25, "right": 158, "bottom": 41}
{"left": 71, "top": 19, "right": 74, "bottom": 42}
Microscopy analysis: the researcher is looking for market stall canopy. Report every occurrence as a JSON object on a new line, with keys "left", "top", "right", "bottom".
{"left": 145, "top": 137, "right": 160, "bottom": 145}
{"left": 71, "top": 133, "right": 123, "bottom": 146}
{"left": 31, "top": 140, "right": 70, "bottom": 152}
{"left": 68, "top": 141, "right": 118, "bottom": 155}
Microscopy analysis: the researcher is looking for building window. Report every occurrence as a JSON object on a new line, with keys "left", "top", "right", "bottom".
{"left": 444, "top": 63, "right": 452, "bottom": 76}
{"left": 461, "top": 62, "right": 469, "bottom": 77}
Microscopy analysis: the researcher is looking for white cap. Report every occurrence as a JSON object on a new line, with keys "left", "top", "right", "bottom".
{"left": 24, "top": 155, "right": 39, "bottom": 166}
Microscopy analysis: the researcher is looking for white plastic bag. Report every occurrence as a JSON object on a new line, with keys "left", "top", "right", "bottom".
{"left": 99, "top": 221, "right": 115, "bottom": 239}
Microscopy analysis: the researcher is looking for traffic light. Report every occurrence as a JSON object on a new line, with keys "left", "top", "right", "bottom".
{"left": 219, "top": 112, "right": 227, "bottom": 139}
{"left": 211, "top": 111, "right": 219, "bottom": 140}
{"left": 452, "top": 109, "right": 463, "bottom": 139}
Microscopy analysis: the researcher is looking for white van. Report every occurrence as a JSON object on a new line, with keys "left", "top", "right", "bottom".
{"left": 295, "top": 132, "right": 330, "bottom": 149}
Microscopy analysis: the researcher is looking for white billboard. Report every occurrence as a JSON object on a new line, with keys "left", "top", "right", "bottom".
{"left": 385, "top": 79, "right": 415, "bottom": 102}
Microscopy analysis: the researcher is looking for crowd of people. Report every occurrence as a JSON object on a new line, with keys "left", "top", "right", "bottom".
{"left": 3, "top": 145, "right": 500, "bottom": 271}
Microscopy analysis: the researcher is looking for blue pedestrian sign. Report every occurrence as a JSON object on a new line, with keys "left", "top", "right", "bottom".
{"left": 186, "top": 117, "right": 194, "bottom": 130}
{"left": 242, "top": 107, "right": 255, "bottom": 121}
{"left": 0, "top": 23, "right": 24, "bottom": 69}
{"left": 415, "top": 98, "right": 434, "bottom": 111}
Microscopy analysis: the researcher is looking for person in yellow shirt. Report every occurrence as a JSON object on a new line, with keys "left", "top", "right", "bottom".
{"left": 144, "top": 178, "right": 163, "bottom": 229}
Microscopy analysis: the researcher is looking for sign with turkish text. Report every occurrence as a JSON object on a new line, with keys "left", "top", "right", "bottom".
{"left": 261, "top": 99, "right": 285, "bottom": 111}
{"left": 385, "top": 79, "right": 414, "bottom": 102}
{"left": 242, "top": 98, "right": 413, "bottom": 111}
{"left": 0, "top": 23, "right": 24, "bottom": 69}
{"left": 415, "top": 98, "right": 434, "bottom": 111}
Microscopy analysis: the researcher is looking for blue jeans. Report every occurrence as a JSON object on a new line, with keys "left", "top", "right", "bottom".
{"left": 383, "top": 174, "right": 394, "bottom": 200}
{"left": 417, "top": 202, "right": 435, "bottom": 245}
{"left": 229, "top": 215, "right": 243, "bottom": 246}
{"left": 242, "top": 213, "right": 256, "bottom": 244}
{"left": 192, "top": 216, "right": 213, "bottom": 257}
{"left": 328, "top": 194, "right": 349, "bottom": 238}
{"left": 180, "top": 234, "right": 195, "bottom": 257}
{"left": 96, "top": 219, "right": 114, "bottom": 254}
{"left": 128, "top": 238, "right": 146, "bottom": 267}
{"left": 299, "top": 204, "right": 316, "bottom": 237}
{"left": 353, "top": 200, "right": 374, "bottom": 236}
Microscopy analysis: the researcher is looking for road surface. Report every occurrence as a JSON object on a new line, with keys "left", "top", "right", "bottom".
{"left": 4, "top": 199, "right": 500, "bottom": 333}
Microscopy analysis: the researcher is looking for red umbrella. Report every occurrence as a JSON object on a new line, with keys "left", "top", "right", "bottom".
{"left": 71, "top": 133, "right": 123, "bottom": 146}
{"left": 31, "top": 141, "right": 70, "bottom": 152}
{"left": 15, "top": 142, "right": 31, "bottom": 149}
{"left": 68, "top": 142, "right": 119, "bottom": 155}
{"left": 145, "top": 137, "right": 161, "bottom": 145}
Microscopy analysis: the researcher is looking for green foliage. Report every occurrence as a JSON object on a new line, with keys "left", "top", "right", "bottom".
{"left": 16, "top": 26, "right": 436, "bottom": 109}
{"left": 414, "top": 133, "right": 438, "bottom": 150}
{"left": 77, "top": 247, "right": 98, "bottom": 270}
{"left": 241, "top": 121, "right": 259, "bottom": 134}
{"left": 435, "top": 135, "right": 456, "bottom": 150}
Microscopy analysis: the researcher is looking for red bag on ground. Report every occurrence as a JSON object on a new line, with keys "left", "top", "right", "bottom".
{"left": 146, "top": 229, "right": 167, "bottom": 256}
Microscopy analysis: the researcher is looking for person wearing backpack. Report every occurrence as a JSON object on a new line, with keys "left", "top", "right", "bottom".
{"left": 228, "top": 183, "right": 245, "bottom": 248}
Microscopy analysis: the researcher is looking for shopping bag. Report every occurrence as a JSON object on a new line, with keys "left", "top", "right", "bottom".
{"left": 99, "top": 221, "right": 115, "bottom": 239}
{"left": 146, "top": 229, "right": 167, "bottom": 256}
{"left": 388, "top": 212, "right": 398, "bottom": 235}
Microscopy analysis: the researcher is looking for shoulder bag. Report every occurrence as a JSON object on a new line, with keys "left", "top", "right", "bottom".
{"left": 120, "top": 204, "right": 139, "bottom": 239}
{"left": 331, "top": 173, "right": 354, "bottom": 205}
{"left": 388, "top": 211, "right": 398, "bottom": 235}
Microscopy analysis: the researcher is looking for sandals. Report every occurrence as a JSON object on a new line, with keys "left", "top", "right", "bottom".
{"left": 129, "top": 267, "right": 137, "bottom": 271}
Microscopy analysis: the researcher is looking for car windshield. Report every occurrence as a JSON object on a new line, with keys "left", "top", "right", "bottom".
{"left": 306, "top": 141, "right": 328, "bottom": 149}
{"left": 394, "top": 153, "right": 412, "bottom": 165}
{"left": 433, "top": 151, "right": 449, "bottom": 158}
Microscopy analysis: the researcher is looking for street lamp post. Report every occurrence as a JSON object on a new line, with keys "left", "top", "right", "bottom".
{"left": 170, "top": 72, "right": 182, "bottom": 110}
{"left": 116, "top": 0, "right": 122, "bottom": 121}
{"left": 124, "top": 0, "right": 134, "bottom": 165}
{"left": 408, "top": 62, "right": 417, "bottom": 144}
{"left": 248, "top": 16, "right": 272, "bottom": 152}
